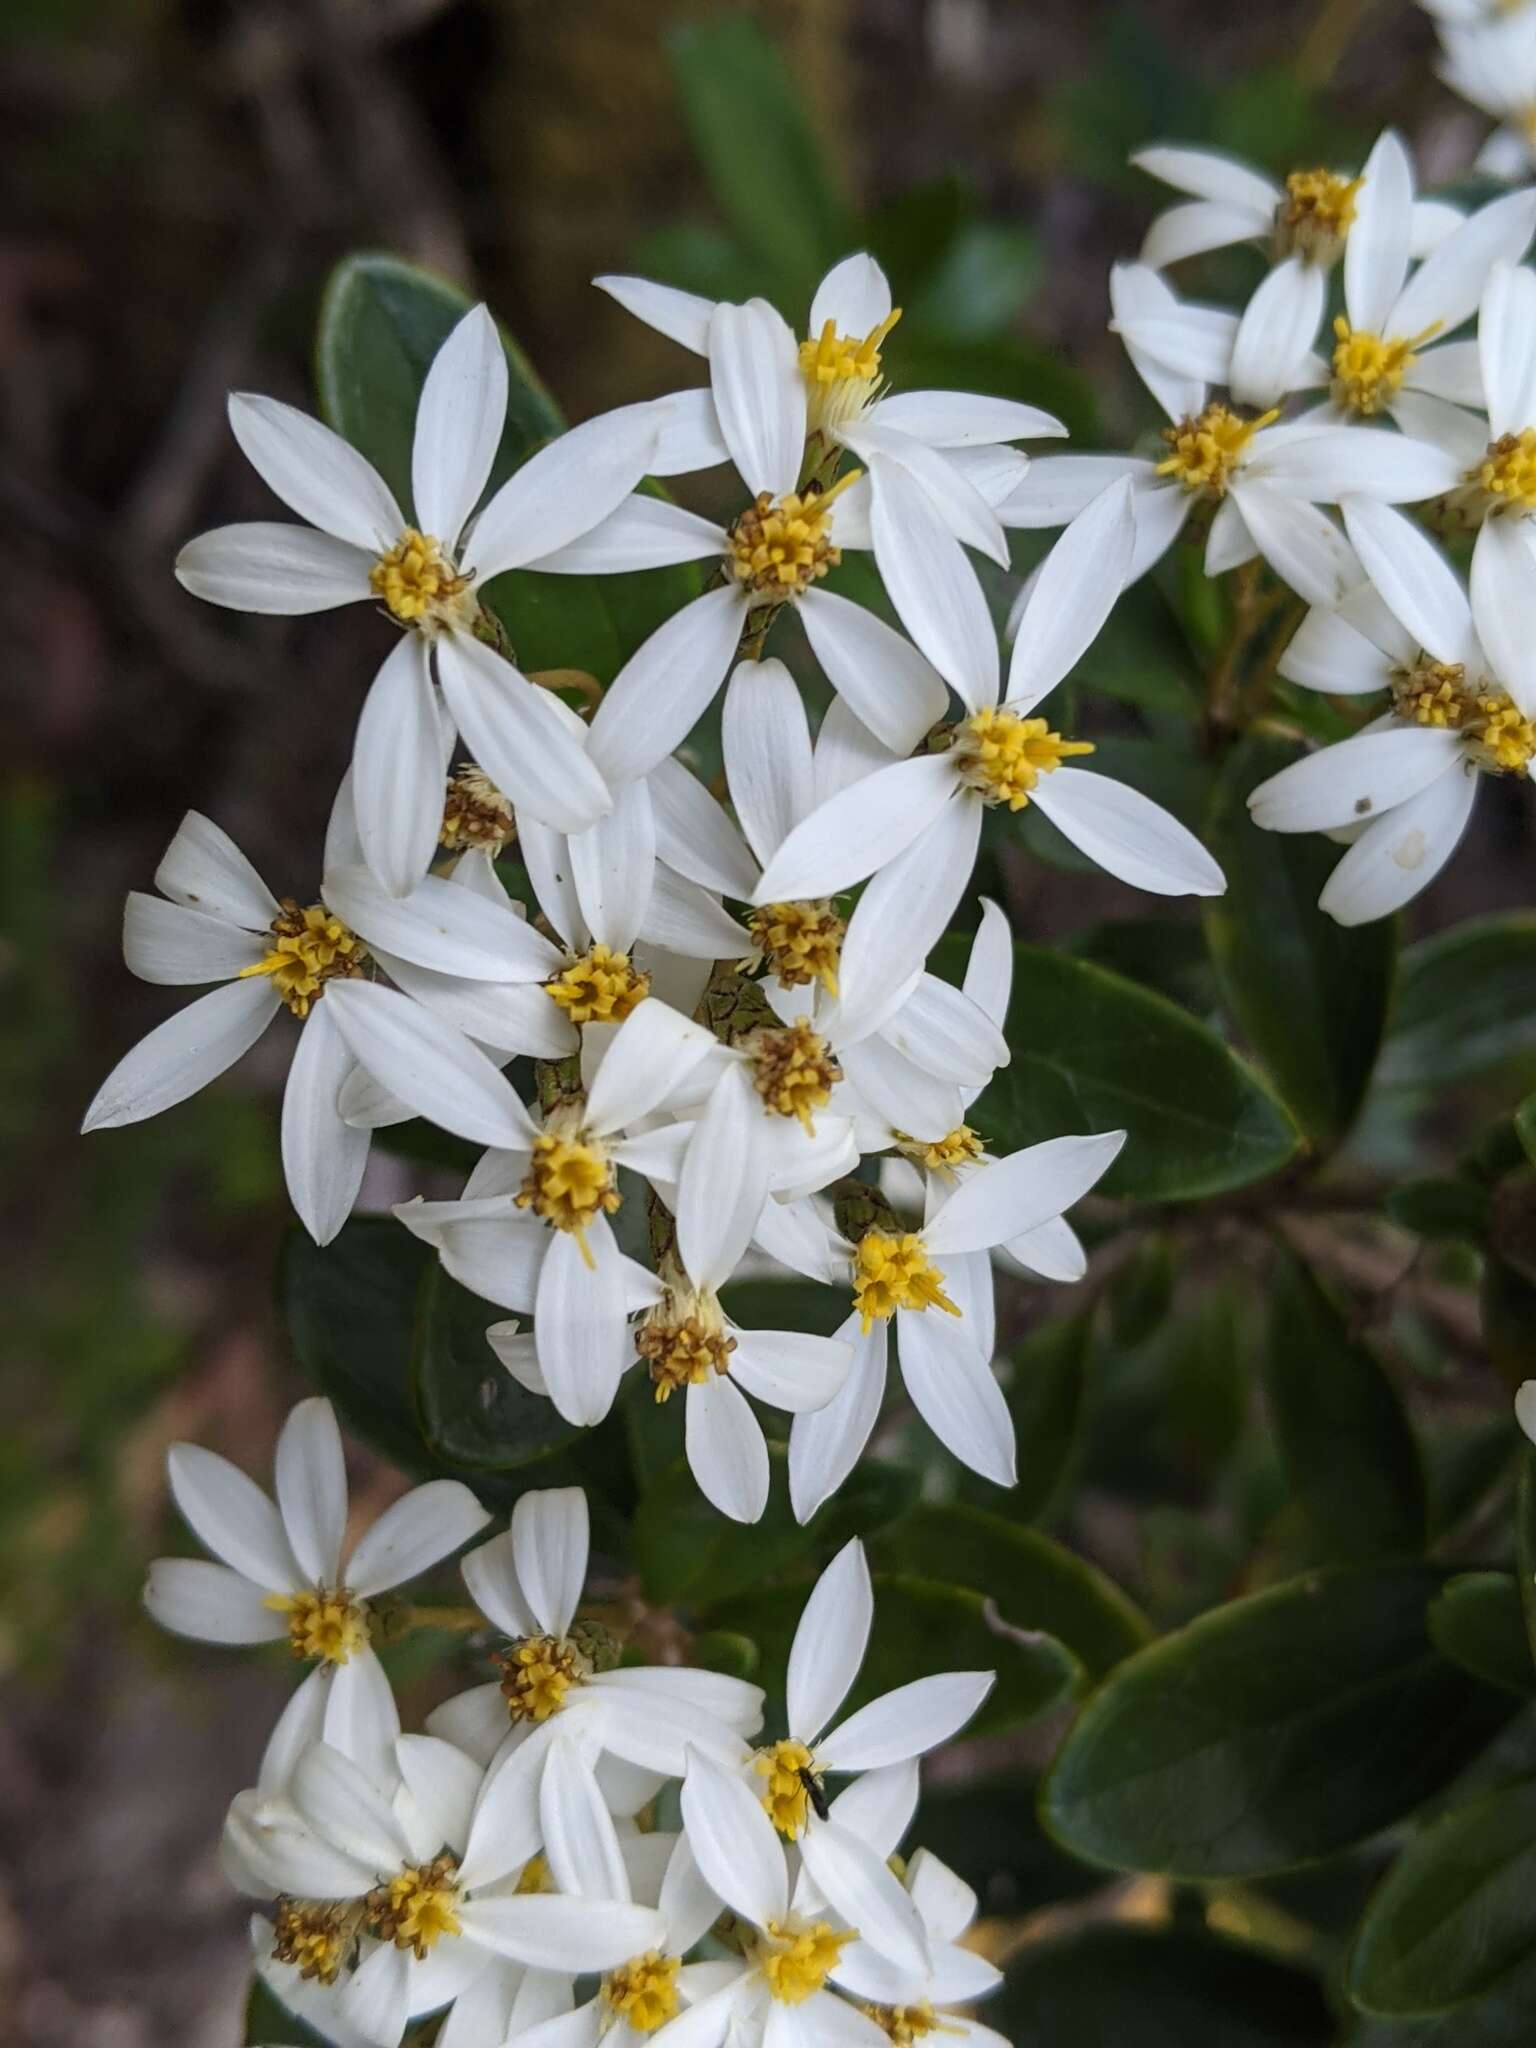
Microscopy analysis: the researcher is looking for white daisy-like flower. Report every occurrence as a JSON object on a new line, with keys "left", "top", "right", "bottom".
{"left": 1249, "top": 496, "right": 1536, "bottom": 922}
{"left": 175, "top": 306, "right": 667, "bottom": 893}
{"left": 999, "top": 264, "right": 1464, "bottom": 599}
{"left": 423, "top": 1489, "right": 765, "bottom": 1789}
{"left": 145, "top": 1397, "right": 488, "bottom": 1772}
{"left": 81, "top": 796, "right": 543, "bottom": 1242}
{"left": 1439, "top": 11, "right": 1536, "bottom": 180}
{"left": 745, "top": 480, "right": 1225, "bottom": 910}
{"left": 1441, "top": 261, "right": 1536, "bottom": 561}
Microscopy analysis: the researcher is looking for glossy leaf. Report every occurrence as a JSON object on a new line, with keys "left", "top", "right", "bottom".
{"left": 1378, "top": 915, "right": 1536, "bottom": 1091}
{"left": 1000, "top": 1313, "right": 1094, "bottom": 1524}
{"left": 1518, "top": 1450, "right": 1536, "bottom": 1671}
{"left": 412, "top": 1262, "right": 581, "bottom": 1473}
{"left": 1042, "top": 1564, "right": 1512, "bottom": 1878}
{"left": 1426, "top": 1574, "right": 1534, "bottom": 1698}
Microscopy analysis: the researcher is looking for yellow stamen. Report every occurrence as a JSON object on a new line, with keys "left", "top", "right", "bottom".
{"left": 747, "top": 899, "right": 844, "bottom": 996}
{"left": 1275, "top": 168, "right": 1362, "bottom": 264}
{"left": 727, "top": 473, "right": 861, "bottom": 600}
{"left": 1156, "top": 403, "right": 1279, "bottom": 497}
{"left": 515, "top": 1129, "right": 619, "bottom": 1265}
{"left": 740, "top": 1019, "right": 840, "bottom": 1132}
{"left": 1471, "top": 429, "right": 1536, "bottom": 516}
{"left": 369, "top": 528, "right": 474, "bottom": 628}
{"left": 753, "top": 1738, "right": 823, "bottom": 1839}
{"left": 601, "top": 1953, "right": 682, "bottom": 2032}
{"left": 238, "top": 901, "right": 366, "bottom": 1019}
{"left": 271, "top": 1900, "right": 358, "bottom": 1984}
{"left": 366, "top": 1858, "right": 462, "bottom": 1958}
{"left": 440, "top": 764, "right": 515, "bottom": 855}
{"left": 515, "top": 1853, "right": 554, "bottom": 1895}
{"left": 637, "top": 1287, "right": 737, "bottom": 1402}
{"left": 546, "top": 944, "right": 650, "bottom": 1025}
{"left": 852, "top": 1231, "right": 961, "bottom": 1331}
{"left": 861, "top": 2001, "right": 955, "bottom": 2043}
{"left": 895, "top": 1124, "right": 985, "bottom": 1176}
{"left": 799, "top": 308, "right": 903, "bottom": 431}
{"left": 1331, "top": 317, "right": 1441, "bottom": 416}
{"left": 264, "top": 1586, "right": 370, "bottom": 1664}
{"left": 495, "top": 1634, "right": 589, "bottom": 1721}
{"left": 952, "top": 707, "right": 1094, "bottom": 811}
{"left": 1391, "top": 659, "right": 1536, "bottom": 774}
{"left": 758, "top": 1919, "right": 851, "bottom": 2003}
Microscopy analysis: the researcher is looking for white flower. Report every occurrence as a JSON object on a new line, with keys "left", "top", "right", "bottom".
{"left": 1516, "top": 1379, "right": 1536, "bottom": 1445}
{"left": 745, "top": 480, "right": 1225, "bottom": 910}
{"left": 999, "top": 264, "right": 1465, "bottom": 601}
{"left": 1133, "top": 134, "right": 1460, "bottom": 274}
{"left": 175, "top": 306, "right": 664, "bottom": 893}
{"left": 1439, "top": 12, "right": 1536, "bottom": 180}
{"left": 81, "top": 799, "right": 539, "bottom": 1243}
{"left": 145, "top": 1397, "right": 488, "bottom": 1772}
{"left": 1249, "top": 496, "right": 1536, "bottom": 922}
{"left": 777, "top": 1129, "right": 1125, "bottom": 1512}
{"left": 827, "top": 1839, "right": 1007, "bottom": 2047}
{"left": 1443, "top": 261, "right": 1536, "bottom": 563}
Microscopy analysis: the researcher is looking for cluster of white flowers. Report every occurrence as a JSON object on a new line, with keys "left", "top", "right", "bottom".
{"left": 151, "top": 1406, "right": 1006, "bottom": 2048}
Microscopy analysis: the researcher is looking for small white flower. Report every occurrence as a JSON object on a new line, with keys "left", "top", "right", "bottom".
{"left": 175, "top": 307, "right": 665, "bottom": 893}
{"left": 1438, "top": 11, "right": 1536, "bottom": 180}
{"left": 1249, "top": 497, "right": 1536, "bottom": 922}
{"left": 1440, "top": 261, "right": 1536, "bottom": 568}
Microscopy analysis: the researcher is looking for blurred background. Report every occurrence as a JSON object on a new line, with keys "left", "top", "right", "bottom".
{"left": 2, "top": 0, "right": 1526, "bottom": 2041}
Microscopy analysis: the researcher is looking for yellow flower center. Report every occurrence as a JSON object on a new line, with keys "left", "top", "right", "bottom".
{"left": 601, "top": 1952, "right": 682, "bottom": 2032}
{"left": 753, "top": 1738, "right": 824, "bottom": 1839}
{"left": 1275, "top": 168, "right": 1362, "bottom": 264}
{"left": 1156, "top": 403, "right": 1278, "bottom": 496}
{"left": 515, "top": 1127, "right": 620, "bottom": 1263}
{"left": 852, "top": 1231, "right": 961, "bottom": 1332}
{"left": 495, "top": 1634, "right": 590, "bottom": 1721}
{"left": 1391, "top": 659, "right": 1536, "bottom": 773}
{"left": 799, "top": 308, "right": 902, "bottom": 432}
{"left": 546, "top": 944, "right": 650, "bottom": 1025}
{"left": 637, "top": 1289, "right": 737, "bottom": 1402}
{"left": 366, "top": 1857, "right": 462, "bottom": 1958}
{"left": 740, "top": 1020, "right": 840, "bottom": 1131}
{"left": 862, "top": 2002, "right": 949, "bottom": 2043}
{"left": 747, "top": 899, "right": 845, "bottom": 996}
{"left": 264, "top": 1586, "right": 370, "bottom": 1664}
{"left": 953, "top": 708, "right": 1094, "bottom": 810}
{"left": 1472, "top": 429, "right": 1536, "bottom": 515}
{"left": 727, "top": 474, "right": 860, "bottom": 600}
{"left": 895, "top": 1124, "right": 986, "bottom": 1176}
{"left": 238, "top": 901, "right": 367, "bottom": 1019}
{"left": 1330, "top": 318, "right": 1439, "bottom": 416}
{"left": 369, "top": 528, "right": 475, "bottom": 629}
{"left": 440, "top": 764, "right": 515, "bottom": 855}
{"left": 758, "top": 1919, "right": 851, "bottom": 2003}
{"left": 272, "top": 1900, "right": 359, "bottom": 1984}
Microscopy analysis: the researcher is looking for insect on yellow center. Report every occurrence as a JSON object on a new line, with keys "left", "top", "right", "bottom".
{"left": 953, "top": 707, "right": 1095, "bottom": 810}
{"left": 1275, "top": 167, "right": 1362, "bottom": 264}
{"left": 516, "top": 1127, "right": 620, "bottom": 1263}
{"left": 369, "top": 528, "right": 475, "bottom": 629}
{"left": 264, "top": 1585, "right": 371, "bottom": 1664}
{"left": 272, "top": 1900, "right": 359, "bottom": 1984}
{"left": 747, "top": 899, "right": 845, "bottom": 996}
{"left": 758, "top": 1918, "right": 851, "bottom": 2003}
{"left": 495, "top": 1634, "right": 590, "bottom": 1721}
{"left": 238, "top": 901, "right": 367, "bottom": 1019}
{"left": 1156, "top": 403, "right": 1279, "bottom": 497}
{"left": 1330, "top": 318, "right": 1440, "bottom": 416}
{"left": 861, "top": 2001, "right": 949, "bottom": 2043}
{"left": 637, "top": 1288, "right": 737, "bottom": 1403}
{"left": 895, "top": 1124, "right": 986, "bottom": 1176}
{"left": 546, "top": 944, "right": 650, "bottom": 1025}
{"left": 1471, "top": 429, "right": 1536, "bottom": 516}
{"left": 799, "top": 307, "right": 903, "bottom": 431}
{"left": 601, "top": 1952, "right": 682, "bottom": 2032}
{"left": 440, "top": 764, "right": 515, "bottom": 855}
{"left": 754, "top": 1737, "right": 825, "bottom": 1838}
{"left": 741, "top": 1020, "right": 841, "bottom": 1131}
{"left": 727, "top": 472, "right": 861, "bottom": 599}
{"left": 1392, "top": 659, "right": 1536, "bottom": 774}
{"left": 852, "top": 1231, "right": 961, "bottom": 1332}
{"left": 366, "top": 1857, "right": 463, "bottom": 1958}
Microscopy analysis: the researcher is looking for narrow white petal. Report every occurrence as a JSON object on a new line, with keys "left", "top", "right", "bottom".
{"left": 512, "top": 1486, "right": 589, "bottom": 1639}
{"left": 863, "top": 390, "right": 1066, "bottom": 446}
{"left": 878, "top": 965, "right": 1008, "bottom": 1088}
{"left": 376, "top": 953, "right": 574, "bottom": 1060}
{"left": 708, "top": 298, "right": 806, "bottom": 500}
{"left": 1471, "top": 513, "right": 1536, "bottom": 715}
{"left": 82, "top": 977, "right": 279, "bottom": 1131}
{"left": 996, "top": 453, "right": 1152, "bottom": 528}
{"left": 175, "top": 522, "right": 374, "bottom": 614}
{"left": 1109, "top": 261, "right": 1207, "bottom": 422}
{"left": 1390, "top": 187, "right": 1536, "bottom": 342}
{"left": 753, "top": 757, "right": 957, "bottom": 904}
{"left": 818, "top": 1672, "right": 993, "bottom": 1772}
{"left": 788, "top": 1537, "right": 873, "bottom": 1743}
{"left": 723, "top": 656, "right": 817, "bottom": 867}
{"left": 835, "top": 796, "right": 983, "bottom": 1042}
{"left": 466, "top": 409, "right": 661, "bottom": 581}
{"left": 395, "top": 1203, "right": 544, "bottom": 1312}
{"left": 925, "top": 1131, "right": 1126, "bottom": 1254}
{"left": 155, "top": 810, "right": 279, "bottom": 929}
{"left": 397, "top": 1731, "right": 483, "bottom": 1861}
{"left": 1247, "top": 727, "right": 1463, "bottom": 832}
{"left": 532, "top": 494, "right": 725, "bottom": 576}
{"left": 1229, "top": 260, "right": 1325, "bottom": 410}
{"left": 412, "top": 304, "right": 508, "bottom": 546}
{"left": 463, "top": 1896, "right": 666, "bottom": 1974}
{"left": 961, "top": 896, "right": 1012, "bottom": 1030}
{"left": 327, "top": 865, "right": 562, "bottom": 983}
{"left": 649, "top": 755, "right": 760, "bottom": 900}
{"left": 460, "top": 1529, "right": 538, "bottom": 1639}
{"left": 1278, "top": 602, "right": 1400, "bottom": 695}
{"left": 533, "top": 1222, "right": 629, "bottom": 1427}
{"left": 729, "top": 1330, "right": 852, "bottom": 1414}
{"left": 812, "top": 692, "right": 906, "bottom": 805}
{"left": 1480, "top": 261, "right": 1536, "bottom": 438}
{"left": 680, "top": 1748, "right": 789, "bottom": 1930}
{"left": 595, "top": 273, "right": 714, "bottom": 354}
{"left": 583, "top": 997, "right": 718, "bottom": 1136}
{"left": 1346, "top": 129, "right": 1415, "bottom": 334}
{"left": 143, "top": 1557, "right": 290, "bottom": 1643}
{"left": 1403, "top": 339, "right": 1484, "bottom": 406}
{"left": 687, "top": 1374, "right": 772, "bottom": 1523}
{"left": 798, "top": 1822, "right": 930, "bottom": 1978}
{"left": 123, "top": 894, "right": 265, "bottom": 984}
{"left": 639, "top": 868, "right": 751, "bottom": 959}
{"left": 323, "top": 1647, "right": 401, "bottom": 1786}
{"left": 1389, "top": 390, "right": 1489, "bottom": 472}
{"left": 1245, "top": 428, "right": 1460, "bottom": 505}
{"left": 435, "top": 637, "right": 611, "bottom": 836}
{"left": 1227, "top": 481, "right": 1359, "bottom": 607}
{"left": 339, "top": 1937, "right": 412, "bottom": 2046}
{"left": 352, "top": 637, "right": 452, "bottom": 898}
{"left": 1006, "top": 478, "right": 1135, "bottom": 710}
{"left": 323, "top": 979, "right": 536, "bottom": 1150}
{"left": 458, "top": 1721, "right": 560, "bottom": 1885}
{"left": 347, "top": 1480, "right": 491, "bottom": 1598}
{"left": 282, "top": 1003, "right": 370, "bottom": 1246}
{"left": 810, "top": 254, "right": 892, "bottom": 336}
{"left": 677, "top": 1064, "right": 772, "bottom": 1294}
{"left": 1002, "top": 1212, "right": 1089, "bottom": 1283}
{"left": 227, "top": 395, "right": 401, "bottom": 551}
{"left": 867, "top": 455, "right": 1000, "bottom": 707}
{"left": 896, "top": 1309, "right": 1016, "bottom": 1486}
{"left": 789, "top": 1317, "right": 888, "bottom": 1524}
{"left": 1029, "top": 768, "right": 1227, "bottom": 898}
{"left": 587, "top": 587, "right": 744, "bottom": 786}
{"left": 1205, "top": 493, "right": 1259, "bottom": 578}
{"left": 1342, "top": 497, "right": 1478, "bottom": 668}
{"left": 1318, "top": 760, "right": 1479, "bottom": 923}
{"left": 569, "top": 778, "right": 655, "bottom": 954}
{"left": 1141, "top": 198, "right": 1270, "bottom": 269}
{"left": 291, "top": 1741, "right": 410, "bottom": 1871}
{"left": 797, "top": 589, "right": 950, "bottom": 755}
{"left": 540, "top": 1737, "right": 631, "bottom": 1900}
{"left": 1130, "top": 144, "right": 1280, "bottom": 213}
{"left": 844, "top": 421, "right": 1008, "bottom": 566}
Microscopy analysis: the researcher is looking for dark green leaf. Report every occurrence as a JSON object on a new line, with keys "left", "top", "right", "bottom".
{"left": 1349, "top": 1778, "right": 1536, "bottom": 2015}
{"left": 1426, "top": 1575, "right": 1534, "bottom": 1698}
{"left": 1109, "top": 1234, "right": 1175, "bottom": 1347}
{"left": 1483, "top": 1256, "right": 1536, "bottom": 1393}
{"left": 1346, "top": 1951, "right": 1536, "bottom": 2044}
{"left": 1378, "top": 915, "right": 1536, "bottom": 1090}
{"left": 689, "top": 1630, "right": 759, "bottom": 1680}
{"left": 904, "top": 222, "right": 1040, "bottom": 338}
{"left": 1000, "top": 1313, "right": 1093, "bottom": 1524}
{"left": 864, "top": 175, "right": 973, "bottom": 299}
{"left": 1518, "top": 1451, "right": 1536, "bottom": 1671}
{"left": 1204, "top": 737, "right": 1396, "bottom": 1150}
{"left": 875, "top": 1501, "right": 1151, "bottom": 1677}
{"left": 917, "top": 1772, "right": 1105, "bottom": 1917}
{"left": 411, "top": 1263, "right": 582, "bottom": 1472}
{"left": 1041, "top": 1564, "right": 1513, "bottom": 1879}
{"left": 1386, "top": 1178, "right": 1492, "bottom": 1242}
{"left": 1426, "top": 1417, "right": 1517, "bottom": 1544}
{"left": 1517, "top": 1093, "right": 1536, "bottom": 1167}
{"left": 1066, "top": 919, "right": 1221, "bottom": 1018}
{"left": 893, "top": 330, "right": 1100, "bottom": 446}
{"left": 975, "top": 944, "right": 1300, "bottom": 1201}
{"left": 1263, "top": 1248, "right": 1426, "bottom": 1564}
{"left": 991, "top": 1926, "right": 1333, "bottom": 2046}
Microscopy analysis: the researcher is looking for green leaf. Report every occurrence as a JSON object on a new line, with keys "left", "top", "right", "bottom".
{"left": 411, "top": 1263, "right": 581, "bottom": 1473}
{"left": 904, "top": 222, "right": 1040, "bottom": 338}
{"left": 875, "top": 1502, "right": 1151, "bottom": 1678}
{"left": 990, "top": 1926, "right": 1333, "bottom": 2046}
{"left": 1348, "top": 1778, "right": 1536, "bottom": 2015}
{"left": 892, "top": 330, "right": 1100, "bottom": 446}
{"left": 975, "top": 945, "right": 1300, "bottom": 1202}
{"left": 1066, "top": 918, "right": 1221, "bottom": 1018}
{"left": 1517, "top": 1450, "right": 1536, "bottom": 1671}
{"left": 666, "top": 16, "right": 850, "bottom": 302}
{"left": 1378, "top": 915, "right": 1536, "bottom": 1091}
{"left": 1346, "top": 1953, "right": 1536, "bottom": 2045}
{"left": 1204, "top": 737, "right": 1396, "bottom": 1150}
{"left": 1000, "top": 1313, "right": 1093, "bottom": 1524}
{"left": 1109, "top": 1233, "right": 1175, "bottom": 1347}
{"left": 709, "top": 1573, "right": 1081, "bottom": 1739}
{"left": 1386, "top": 1177, "right": 1492, "bottom": 1242}
{"left": 1517, "top": 1093, "right": 1536, "bottom": 1166}
{"left": 1041, "top": 1564, "right": 1513, "bottom": 1879}
{"left": 1262, "top": 1248, "right": 1427, "bottom": 1564}
{"left": 1426, "top": 1575, "right": 1534, "bottom": 1698}
{"left": 245, "top": 1977, "right": 330, "bottom": 2048}
{"left": 917, "top": 1771, "right": 1104, "bottom": 1917}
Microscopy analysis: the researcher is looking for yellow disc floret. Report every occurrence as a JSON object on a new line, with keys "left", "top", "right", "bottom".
{"left": 852, "top": 1231, "right": 961, "bottom": 1331}
{"left": 265, "top": 1585, "right": 371, "bottom": 1664}
{"left": 495, "top": 1633, "right": 590, "bottom": 1721}
{"left": 862, "top": 2002, "right": 944, "bottom": 2043}
{"left": 637, "top": 1287, "right": 737, "bottom": 1402}
{"left": 1275, "top": 168, "right": 1362, "bottom": 264}
{"left": 799, "top": 307, "right": 902, "bottom": 432}
{"left": 895, "top": 1125, "right": 986, "bottom": 1176}
{"left": 1156, "top": 403, "right": 1279, "bottom": 496}
{"left": 272, "top": 1900, "right": 358, "bottom": 1984}
{"left": 516, "top": 1126, "right": 620, "bottom": 1263}
{"left": 239, "top": 901, "right": 367, "bottom": 1019}
{"left": 440, "top": 764, "right": 516, "bottom": 855}
{"left": 1330, "top": 318, "right": 1439, "bottom": 416}
{"left": 727, "top": 473, "right": 860, "bottom": 599}
{"left": 1471, "top": 429, "right": 1536, "bottom": 516}
{"left": 740, "top": 1020, "right": 841, "bottom": 1132}
{"left": 366, "top": 1858, "right": 462, "bottom": 1958}
{"left": 601, "top": 1953, "right": 682, "bottom": 2032}
{"left": 1391, "top": 659, "right": 1536, "bottom": 774}
{"left": 546, "top": 944, "right": 650, "bottom": 1025}
{"left": 370, "top": 528, "right": 475, "bottom": 628}
{"left": 758, "top": 1919, "right": 851, "bottom": 2003}
{"left": 952, "top": 707, "right": 1094, "bottom": 810}
{"left": 747, "top": 900, "right": 845, "bottom": 996}
{"left": 754, "top": 1738, "right": 824, "bottom": 1839}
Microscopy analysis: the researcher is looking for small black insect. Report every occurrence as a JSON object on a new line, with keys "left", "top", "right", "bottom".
{"left": 799, "top": 1765, "right": 831, "bottom": 1822}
